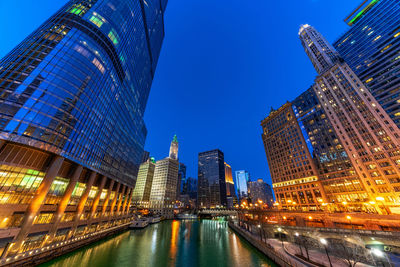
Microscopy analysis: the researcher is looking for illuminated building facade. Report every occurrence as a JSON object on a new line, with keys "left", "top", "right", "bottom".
{"left": 292, "top": 88, "right": 368, "bottom": 211}
{"left": 198, "top": 149, "right": 227, "bottom": 208}
{"left": 235, "top": 170, "right": 250, "bottom": 201}
{"left": 0, "top": 0, "right": 167, "bottom": 258}
{"left": 248, "top": 179, "right": 274, "bottom": 207}
{"left": 334, "top": 1, "right": 400, "bottom": 127}
{"left": 149, "top": 136, "right": 179, "bottom": 218}
{"left": 261, "top": 103, "right": 327, "bottom": 211}
{"left": 224, "top": 162, "right": 236, "bottom": 208}
{"left": 300, "top": 24, "right": 400, "bottom": 213}
{"left": 132, "top": 159, "right": 156, "bottom": 208}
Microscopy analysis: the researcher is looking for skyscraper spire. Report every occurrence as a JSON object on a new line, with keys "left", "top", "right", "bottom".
{"left": 169, "top": 134, "right": 179, "bottom": 160}
{"left": 299, "top": 24, "right": 341, "bottom": 75}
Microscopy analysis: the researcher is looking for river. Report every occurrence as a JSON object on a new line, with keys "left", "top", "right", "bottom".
{"left": 40, "top": 219, "right": 276, "bottom": 267}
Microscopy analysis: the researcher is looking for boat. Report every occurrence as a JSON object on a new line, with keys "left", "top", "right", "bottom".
{"left": 149, "top": 215, "right": 162, "bottom": 224}
{"left": 176, "top": 214, "right": 198, "bottom": 220}
{"left": 129, "top": 218, "right": 149, "bottom": 229}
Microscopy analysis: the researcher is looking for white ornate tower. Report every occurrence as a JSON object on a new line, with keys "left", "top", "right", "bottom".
{"left": 169, "top": 135, "right": 179, "bottom": 160}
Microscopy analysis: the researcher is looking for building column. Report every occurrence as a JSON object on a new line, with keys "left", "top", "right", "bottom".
{"left": 8, "top": 156, "right": 64, "bottom": 254}
{"left": 47, "top": 165, "right": 83, "bottom": 243}
{"left": 124, "top": 188, "right": 133, "bottom": 215}
{"left": 101, "top": 180, "right": 115, "bottom": 218}
{"left": 89, "top": 176, "right": 107, "bottom": 219}
{"left": 116, "top": 185, "right": 127, "bottom": 216}
{"left": 121, "top": 188, "right": 132, "bottom": 216}
{"left": 70, "top": 171, "right": 97, "bottom": 238}
{"left": 108, "top": 183, "right": 121, "bottom": 222}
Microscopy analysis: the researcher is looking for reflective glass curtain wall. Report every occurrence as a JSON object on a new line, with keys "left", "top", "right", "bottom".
{"left": 0, "top": 0, "right": 167, "bottom": 187}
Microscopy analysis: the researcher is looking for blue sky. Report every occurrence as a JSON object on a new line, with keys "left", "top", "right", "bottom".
{"left": 0, "top": 0, "right": 356, "bottom": 185}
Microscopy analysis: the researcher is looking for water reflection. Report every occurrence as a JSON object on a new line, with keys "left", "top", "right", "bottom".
{"left": 40, "top": 220, "right": 276, "bottom": 267}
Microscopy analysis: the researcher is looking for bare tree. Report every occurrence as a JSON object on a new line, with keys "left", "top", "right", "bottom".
{"left": 329, "top": 239, "right": 368, "bottom": 267}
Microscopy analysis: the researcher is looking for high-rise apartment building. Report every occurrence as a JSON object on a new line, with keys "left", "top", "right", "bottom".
{"left": 334, "top": 1, "right": 400, "bottom": 127}
{"left": 292, "top": 88, "right": 368, "bottom": 211}
{"left": 149, "top": 136, "right": 179, "bottom": 218}
{"left": 0, "top": 0, "right": 168, "bottom": 257}
{"left": 299, "top": 24, "right": 400, "bottom": 213}
{"left": 132, "top": 159, "right": 156, "bottom": 208}
{"left": 261, "top": 104, "right": 327, "bottom": 211}
{"left": 235, "top": 170, "right": 250, "bottom": 201}
{"left": 248, "top": 179, "right": 274, "bottom": 208}
{"left": 198, "top": 149, "right": 227, "bottom": 208}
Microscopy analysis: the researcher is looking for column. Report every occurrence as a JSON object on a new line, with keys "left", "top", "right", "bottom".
{"left": 9, "top": 156, "right": 64, "bottom": 254}
{"left": 70, "top": 171, "right": 97, "bottom": 237}
{"left": 116, "top": 185, "right": 127, "bottom": 216}
{"left": 47, "top": 165, "right": 83, "bottom": 243}
{"left": 89, "top": 176, "right": 107, "bottom": 218}
{"left": 101, "top": 180, "right": 115, "bottom": 217}
{"left": 108, "top": 183, "right": 121, "bottom": 222}
{"left": 121, "top": 188, "right": 131, "bottom": 216}
{"left": 124, "top": 188, "right": 133, "bottom": 215}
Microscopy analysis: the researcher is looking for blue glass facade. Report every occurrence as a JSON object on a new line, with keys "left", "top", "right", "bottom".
{"left": 235, "top": 170, "right": 249, "bottom": 200}
{"left": 0, "top": 0, "right": 167, "bottom": 187}
{"left": 334, "top": 0, "right": 400, "bottom": 127}
{"left": 198, "top": 149, "right": 227, "bottom": 208}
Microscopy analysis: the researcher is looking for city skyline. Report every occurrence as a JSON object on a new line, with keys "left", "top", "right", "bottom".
{"left": 0, "top": 0, "right": 357, "bottom": 184}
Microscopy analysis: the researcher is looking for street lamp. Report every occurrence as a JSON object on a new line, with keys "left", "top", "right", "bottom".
{"left": 278, "top": 227, "right": 284, "bottom": 248}
{"left": 320, "top": 238, "right": 333, "bottom": 267}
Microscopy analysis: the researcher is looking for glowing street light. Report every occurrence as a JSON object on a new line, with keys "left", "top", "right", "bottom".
{"left": 320, "top": 238, "right": 332, "bottom": 267}
{"left": 277, "top": 227, "right": 284, "bottom": 248}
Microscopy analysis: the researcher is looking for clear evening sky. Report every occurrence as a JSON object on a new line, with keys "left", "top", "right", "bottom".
{"left": 0, "top": 0, "right": 356, "bottom": 185}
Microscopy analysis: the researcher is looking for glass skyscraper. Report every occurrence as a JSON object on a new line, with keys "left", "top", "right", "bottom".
{"left": 0, "top": 0, "right": 168, "bottom": 260}
{"left": 235, "top": 170, "right": 250, "bottom": 201}
{"left": 198, "top": 149, "right": 227, "bottom": 208}
{"left": 334, "top": 0, "right": 400, "bottom": 127}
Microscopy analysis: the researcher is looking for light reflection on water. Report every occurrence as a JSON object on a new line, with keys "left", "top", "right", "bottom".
{"left": 40, "top": 220, "right": 276, "bottom": 267}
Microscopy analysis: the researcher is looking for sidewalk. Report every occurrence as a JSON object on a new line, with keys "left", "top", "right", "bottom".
{"left": 266, "top": 239, "right": 372, "bottom": 267}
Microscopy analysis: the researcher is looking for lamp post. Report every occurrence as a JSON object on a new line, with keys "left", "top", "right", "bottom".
{"left": 278, "top": 227, "right": 284, "bottom": 248}
{"left": 294, "top": 232, "right": 303, "bottom": 257}
{"left": 320, "top": 238, "right": 332, "bottom": 267}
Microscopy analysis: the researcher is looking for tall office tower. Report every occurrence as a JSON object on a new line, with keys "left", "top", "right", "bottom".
{"left": 300, "top": 24, "right": 400, "bottom": 213}
{"left": 141, "top": 151, "right": 150, "bottom": 164}
{"left": 184, "top": 177, "right": 198, "bottom": 200}
{"left": 235, "top": 170, "right": 250, "bottom": 201}
{"left": 248, "top": 179, "right": 274, "bottom": 208}
{"left": 224, "top": 162, "right": 236, "bottom": 208}
{"left": 334, "top": 1, "right": 400, "bottom": 127}
{"left": 169, "top": 135, "right": 179, "bottom": 160}
{"left": 132, "top": 159, "right": 156, "bottom": 209}
{"left": 293, "top": 88, "right": 370, "bottom": 211}
{"left": 261, "top": 104, "right": 327, "bottom": 211}
{"left": 177, "top": 162, "right": 186, "bottom": 199}
{"left": 0, "top": 0, "right": 168, "bottom": 256}
{"left": 149, "top": 137, "right": 179, "bottom": 218}
{"left": 224, "top": 162, "right": 235, "bottom": 196}
{"left": 198, "top": 149, "right": 227, "bottom": 208}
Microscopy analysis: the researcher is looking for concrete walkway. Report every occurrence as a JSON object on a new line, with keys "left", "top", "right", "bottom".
{"left": 241, "top": 224, "right": 374, "bottom": 267}
{"left": 267, "top": 239, "right": 372, "bottom": 267}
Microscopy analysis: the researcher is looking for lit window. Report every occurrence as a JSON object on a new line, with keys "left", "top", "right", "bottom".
{"left": 365, "top": 77, "right": 373, "bottom": 83}
{"left": 373, "top": 35, "right": 381, "bottom": 42}
{"left": 381, "top": 44, "right": 392, "bottom": 53}
{"left": 394, "top": 32, "right": 400, "bottom": 38}
{"left": 108, "top": 30, "right": 119, "bottom": 46}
